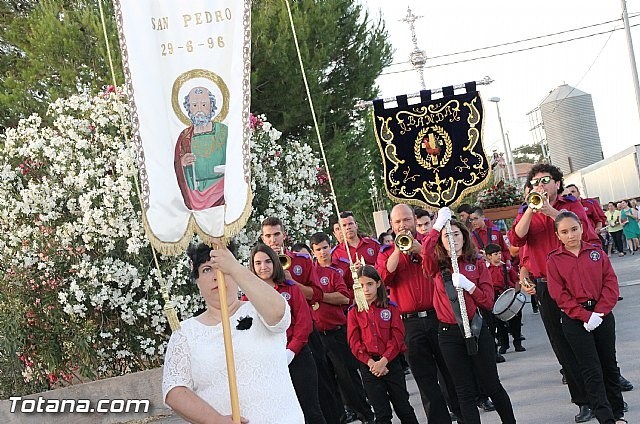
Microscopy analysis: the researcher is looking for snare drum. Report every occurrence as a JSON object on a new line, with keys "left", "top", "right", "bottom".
{"left": 492, "top": 288, "right": 526, "bottom": 322}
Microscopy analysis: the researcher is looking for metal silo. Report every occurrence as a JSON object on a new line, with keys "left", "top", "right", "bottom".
{"left": 538, "top": 84, "right": 604, "bottom": 175}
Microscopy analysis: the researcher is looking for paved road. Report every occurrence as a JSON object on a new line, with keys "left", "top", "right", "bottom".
{"left": 396, "top": 253, "right": 639, "bottom": 423}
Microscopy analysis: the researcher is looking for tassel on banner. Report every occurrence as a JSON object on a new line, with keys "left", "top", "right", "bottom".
{"left": 351, "top": 260, "right": 369, "bottom": 312}
{"left": 160, "top": 284, "right": 181, "bottom": 331}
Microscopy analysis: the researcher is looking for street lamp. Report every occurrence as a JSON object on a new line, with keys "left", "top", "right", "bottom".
{"left": 489, "top": 97, "right": 518, "bottom": 180}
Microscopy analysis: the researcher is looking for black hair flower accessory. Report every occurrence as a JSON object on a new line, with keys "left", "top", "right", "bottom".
{"left": 236, "top": 316, "right": 253, "bottom": 330}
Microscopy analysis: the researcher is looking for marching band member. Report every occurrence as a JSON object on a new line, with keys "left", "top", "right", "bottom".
{"left": 260, "top": 217, "right": 342, "bottom": 424}
{"left": 422, "top": 208, "right": 516, "bottom": 424}
{"left": 332, "top": 211, "right": 380, "bottom": 266}
{"left": 547, "top": 211, "right": 626, "bottom": 424}
{"left": 347, "top": 265, "right": 419, "bottom": 424}
{"left": 332, "top": 219, "right": 344, "bottom": 246}
{"left": 310, "top": 232, "right": 375, "bottom": 424}
{"left": 414, "top": 208, "right": 433, "bottom": 240}
{"left": 376, "top": 204, "right": 461, "bottom": 423}
{"left": 248, "top": 244, "right": 326, "bottom": 424}
{"left": 565, "top": 184, "right": 607, "bottom": 234}
{"left": 484, "top": 243, "right": 525, "bottom": 354}
{"left": 469, "top": 207, "right": 511, "bottom": 264}
{"left": 508, "top": 163, "right": 599, "bottom": 423}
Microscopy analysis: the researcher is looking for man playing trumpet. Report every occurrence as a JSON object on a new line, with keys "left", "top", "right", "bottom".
{"left": 375, "top": 204, "right": 461, "bottom": 423}
{"left": 508, "top": 164, "right": 601, "bottom": 423}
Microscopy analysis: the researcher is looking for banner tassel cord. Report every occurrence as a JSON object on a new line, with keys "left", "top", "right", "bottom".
{"left": 283, "top": 0, "right": 368, "bottom": 311}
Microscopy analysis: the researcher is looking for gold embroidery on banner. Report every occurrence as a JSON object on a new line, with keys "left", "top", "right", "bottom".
{"left": 414, "top": 125, "right": 452, "bottom": 169}
{"left": 396, "top": 100, "right": 460, "bottom": 134}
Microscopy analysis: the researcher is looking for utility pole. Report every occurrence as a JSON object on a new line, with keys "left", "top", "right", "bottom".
{"left": 620, "top": 0, "right": 640, "bottom": 120}
{"left": 505, "top": 132, "right": 518, "bottom": 180}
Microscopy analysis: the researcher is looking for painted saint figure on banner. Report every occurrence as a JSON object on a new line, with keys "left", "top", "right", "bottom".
{"left": 174, "top": 86, "right": 227, "bottom": 210}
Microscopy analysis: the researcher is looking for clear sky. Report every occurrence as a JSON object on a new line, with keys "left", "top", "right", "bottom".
{"left": 365, "top": 0, "right": 640, "bottom": 160}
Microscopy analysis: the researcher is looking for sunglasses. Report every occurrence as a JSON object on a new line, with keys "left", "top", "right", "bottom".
{"left": 530, "top": 176, "right": 552, "bottom": 186}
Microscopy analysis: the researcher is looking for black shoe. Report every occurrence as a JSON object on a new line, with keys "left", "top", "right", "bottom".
{"left": 450, "top": 412, "right": 459, "bottom": 421}
{"left": 477, "top": 398, "right": 495, "bottom": 412}
{"left": 496, "top": 353, "right": 506, "bottom": 363}
{"left": 532, "top": 307, "right": 539, "bottom": 313}
{"left": 562, "top": 374, "right": 567, "bottom": 385}
{"left": 575, "top": 405, "right": 593, "bottom": 423}
{"left": 623, "top": 401, "right": 629, "bottom": 413}
{"left": 620, "top": 375, "right": 634, "bottom": 391}
{"left": 342, "top": 410, "right": 357, "bottom": 424}
{"left": 403, "top": 366, "right": 411, "bottom": 375}
{"left": 498, "top": 345, "right": 508, "bottom": 354}
{"left": 514, "top": 344, "right": 526, "bottom": 352}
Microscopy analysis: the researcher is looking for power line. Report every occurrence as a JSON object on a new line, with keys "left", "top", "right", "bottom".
{"left": 385, "top": 13, "right": 640, "bottom": 68}
{"left": 380, "top": 22, "right": 639, "bottom": 76}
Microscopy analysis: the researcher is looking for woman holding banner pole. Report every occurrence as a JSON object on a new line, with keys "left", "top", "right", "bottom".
{"left": 422, "top": 208, "right": 516, "bottom": 424}
{"left": 162, "top": 242, "right": 304, "bottom": 424}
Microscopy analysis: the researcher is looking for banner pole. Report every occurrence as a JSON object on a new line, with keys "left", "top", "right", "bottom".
{"left": 215, "top": 264, "right": 241, "bottom": 423}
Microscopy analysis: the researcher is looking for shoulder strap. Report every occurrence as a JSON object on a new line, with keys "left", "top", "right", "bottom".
{"left": 502, "top": 263, "right": 509, "bottom": 290}
{"left": 472, "top": 231, "right": 484, "bottom": 249}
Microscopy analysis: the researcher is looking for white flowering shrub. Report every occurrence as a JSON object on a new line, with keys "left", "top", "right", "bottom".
{"left": 0, "top": 88, "right": 201, "bottom": 396}
{"left": 234, "top": 115, "right": 332, "bottom": 261}
{"left": 0, "top": 92, "right": 331, "bottom": 397}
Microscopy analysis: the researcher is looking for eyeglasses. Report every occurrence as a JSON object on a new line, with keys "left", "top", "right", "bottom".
{"left": 530, "top": 176, "right": 552, "bottom": 186}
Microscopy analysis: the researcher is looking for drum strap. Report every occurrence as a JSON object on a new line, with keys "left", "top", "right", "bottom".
{"left": 502, "top": 263, "right": 509, "bottom": 291}
{"left": 472, "top": 227, "right": 492, "bottom": 249}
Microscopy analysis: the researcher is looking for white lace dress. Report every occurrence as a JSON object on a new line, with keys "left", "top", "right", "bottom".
{"left": 162, "top": 300, "right": 304, "bottom": 423}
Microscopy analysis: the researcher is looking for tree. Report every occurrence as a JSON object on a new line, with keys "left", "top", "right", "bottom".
{"left": 250, "top": 0, "right": 393, "bottom": 233}
{"left": 0, "top": 0, "right": 121, "bottom": 131}
{"left": 512, "top": 143, "right": 545, "bottom": 164}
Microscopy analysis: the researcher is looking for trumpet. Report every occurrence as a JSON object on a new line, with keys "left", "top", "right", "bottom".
{"left": 395, "top": 231, "right": 414, "bottom": 253}
{"left": 279, "top": 254, "right": 292, "bottom": 270}
{"left": 526, "top": 191, "right": 546, "bottom": 210}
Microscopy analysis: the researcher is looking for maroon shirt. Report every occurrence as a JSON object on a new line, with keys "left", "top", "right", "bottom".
{"left": 471, "top": 226, "right": 511, "bottom": 261}
{"left": 581, "top": 198, "right": 607, "bottom": 229}
{"left": 347, "top": 302, "right": 406, "bottom": 365}
{"left": 487, "top": 263, "right": 519, "bottom": 294}
{"left": 375, "top": 243, "right": 435, "bottom": 314}
{"left": 422, "top": 229, "right": 494, "bottom": 324}
{"left": 313, "top": 265, "right": 351, "bottom": 332}
{"left": 332, "top": 237, "right": 380, "bottom": 266}
{"left": 275, "top": 280, "right": 313, "bottom": 354}
{"left": 546, "top": 243, "right": 619, "bottom": 323}
{"left": 508, "top": 195, "right": 600, "bottom": 278}
{"left": 286, "top": 251, "right": 324, "bottom": 304}
{"left": 331, "top": 256, "right": 354, "bottom": 291}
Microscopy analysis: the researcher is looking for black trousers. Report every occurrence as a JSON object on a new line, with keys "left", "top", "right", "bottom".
{"left": 359, "top": 357, "right": 419, "bottom": 424}
{"left": 320, "top": 325, "right": 374, "bottom": 421}
{"left": 289, "top": 344, "right": 327, "bottom": 424}
{"left": 536, "top": 280, "right": 590, "bottom": 406}
{"left": 496, "top": 311, "right": 523, "bottom": 348}
{"left": 610, "top": 230, "right": 625, "bottom": 253}
{"left": 308, "top": 329, "right": 342, "bottom": 424}
{"left": 438, "top": 322, "right": 516, "bottom": 424}
{"left": 561, "top": 312, "right": 624, "bottom": 422}
{"left": 403, "top": 313, "right": 458, "bottom": 422}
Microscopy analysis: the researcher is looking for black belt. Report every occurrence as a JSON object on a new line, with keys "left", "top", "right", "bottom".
{"left": 533, "top": 277, "right": 547, "bottom": 284}
{"left": 401, "top": 309, "right": 436, "bottom": 320}
{"left": 581, "top": 300, "right": 597, "bottom": 311}
{"left": 319, "top": 325, "right": 343, "bottom": 335}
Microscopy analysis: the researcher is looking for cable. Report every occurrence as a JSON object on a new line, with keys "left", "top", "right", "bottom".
{"left": 387, "top": 13, "right": 640, "bottom": 67}
{"left": 380, "top": 22, "right": 638, "bottom": 76}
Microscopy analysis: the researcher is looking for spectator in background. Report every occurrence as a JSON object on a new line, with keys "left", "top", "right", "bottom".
{"left": 605, "top": 202, "right": 625, "bottom": 257}
{"left": 456, "top": 204, "right": 474, "bottom": 229}
{"left": 378, "top": 232, "right": 394, "bottom": 247}
{"left": 620, "top": 199, "right": 640, "bottom": 254}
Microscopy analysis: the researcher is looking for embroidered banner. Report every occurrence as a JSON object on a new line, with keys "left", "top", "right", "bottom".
{"left": 113, "top": 0, "right": 252, "bottom": 254}
{"left": 372, "top": 84, "right": 491, "bottom": 208}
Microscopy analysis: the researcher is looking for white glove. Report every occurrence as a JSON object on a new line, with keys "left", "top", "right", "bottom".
{"left": 583, "top": 312, "right": 604, "bottom": 332}
{"left": 433, "top": 207, "right": 452, "bottom": 231}
{"left": 452, "top": 272, "right": 476, "bottom": 292}
{"left": 286, "top": 349, "right": 295, "bottom": 364}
